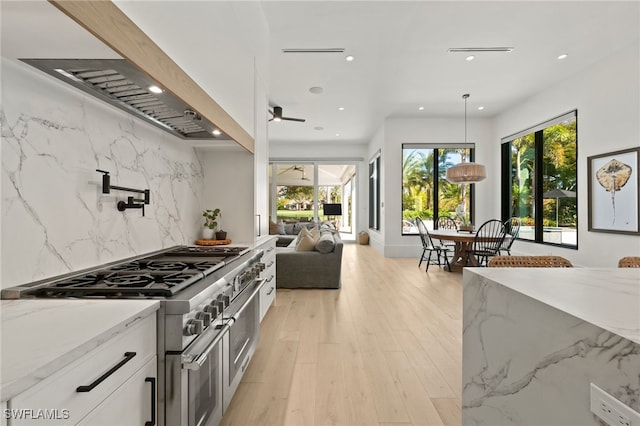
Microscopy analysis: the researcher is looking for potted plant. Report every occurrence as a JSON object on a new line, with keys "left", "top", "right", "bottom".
{"left": 202, "top": 208, "right": 221, "bottom": 240}
{"left": 455, "top": 203, "right": 474, "bottom": 232}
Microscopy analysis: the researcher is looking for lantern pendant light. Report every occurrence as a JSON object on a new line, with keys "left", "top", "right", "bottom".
{"left": 445, "top": 93, "right": 487, "bottom": 184}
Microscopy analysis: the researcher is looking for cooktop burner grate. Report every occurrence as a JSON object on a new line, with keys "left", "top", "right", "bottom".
{"left": 32, "top": 270, "right": 203, "bottom": 297}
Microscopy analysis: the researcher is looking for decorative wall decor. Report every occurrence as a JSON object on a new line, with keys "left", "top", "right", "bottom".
{"left": 588, "top": 147, "right": 639, "bottom": 234}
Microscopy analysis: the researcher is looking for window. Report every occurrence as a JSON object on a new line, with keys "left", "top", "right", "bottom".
{"left": 369, "top": 152, "right": 380, "bottom": 230}
{"left": 501, "top": 110, "right": 577, "bottom": 248}
{"left": 269, "top": 162, "right": 357, "bottom": 238}
{"left": 402, "top": 144, "right": 476, "bottom": 234}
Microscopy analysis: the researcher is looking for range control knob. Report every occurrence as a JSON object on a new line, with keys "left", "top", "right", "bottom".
{"left": 204, "top": 303, "right": 219, "bottom": 318}
{"left": 221, "top": 295, "right": 230, "bottom": 307}
{"left": 195, "top": 311, "right": 212, "bottom": 327}
{"left": 183, "top": 319, "right": 204, "bottom": 336}
{"left": 257, "top": 262, "right": 266, "bottom": 272}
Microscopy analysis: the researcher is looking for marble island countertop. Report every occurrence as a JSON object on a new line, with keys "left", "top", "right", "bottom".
{"left": 1, "top": 299, "right": 159, "bottom": 401}
{"left": 464, "top": 267, "right": 640, "bottom": 344}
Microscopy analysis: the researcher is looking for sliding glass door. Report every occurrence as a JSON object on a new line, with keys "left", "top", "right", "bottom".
{"left": 269, "top": 162, "right": 356, "bottom": 239}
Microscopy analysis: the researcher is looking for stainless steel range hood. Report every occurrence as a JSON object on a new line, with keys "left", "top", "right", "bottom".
{"left": 20, "top": 58, "right": 229, "bottom": 141}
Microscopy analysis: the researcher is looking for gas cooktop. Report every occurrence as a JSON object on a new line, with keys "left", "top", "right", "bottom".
{"left": 4, "top": 245, "right": 249, "bottom": 299}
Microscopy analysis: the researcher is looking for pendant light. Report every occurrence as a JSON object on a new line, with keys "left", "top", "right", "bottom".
{"left": 445, "top": 93, "right": 487, "bottom": 184}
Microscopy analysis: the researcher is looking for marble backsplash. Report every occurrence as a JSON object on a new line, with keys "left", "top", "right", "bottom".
{"left": 1, "top": 59, "right": 204, "bottom": 288}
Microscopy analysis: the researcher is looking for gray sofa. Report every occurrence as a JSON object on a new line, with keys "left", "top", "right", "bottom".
{"left": 275, "top": 231, "right": 343, "bottom": 289}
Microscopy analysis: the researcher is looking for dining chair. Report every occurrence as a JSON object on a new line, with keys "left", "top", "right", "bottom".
{"left": 435, "top": 216, "right": 458, "bottom": 249}
{"left": 488, "top": 255, "right": 573, "bottom": 267}
{"left": 464, "top": 219, "right": 506, "bottom": 267}
{"left": 436, "top": 216, "right": 458, "bottom": 231}
{"left": 499, "top": 217, "right": 521, "bottom": 255}
{"left": 618, "top": 256, "right": 640, "bottom": 268}
{"left": 415, "top": 218, "right": 451, "bottom": 271}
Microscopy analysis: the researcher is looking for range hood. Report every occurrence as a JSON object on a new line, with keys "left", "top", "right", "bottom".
{"left": 20, "top": 58, "right": 229, "bottom": 141}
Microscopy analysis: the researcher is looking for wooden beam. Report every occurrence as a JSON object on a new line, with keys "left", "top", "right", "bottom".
{"left": 49, "top": 0, "right": 254, "bottom": 153}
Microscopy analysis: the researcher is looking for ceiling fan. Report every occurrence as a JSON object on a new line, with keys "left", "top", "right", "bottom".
{"left": 277, "top": 165, "right": 310, "bottom": 181}
{"left": 268, "top": 106, "right": 306, "bottom": 123}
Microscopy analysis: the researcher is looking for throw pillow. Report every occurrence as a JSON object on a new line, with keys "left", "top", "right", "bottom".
{"left": 269, "top": 220, "right": 285, "bottom": 235}
{"left": 310, "top": 226, "right": 320, "bottom": 240}
{"left": 268, "top": 220, "right": 278, "bottom": 235}
{"left": 314, "top": 232, "right": 335, "bottom": 254}
{"left": 295, "top": 232, "right": 316, "bottom": 251}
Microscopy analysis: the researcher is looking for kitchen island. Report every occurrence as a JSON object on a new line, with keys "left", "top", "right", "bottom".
{"left": 462, "top": 267, "right": 639, "bottom": 425}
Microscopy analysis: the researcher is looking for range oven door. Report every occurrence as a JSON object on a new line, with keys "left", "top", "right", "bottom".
{"left": 166, "top": 323, "right": 230, "bottom": 426}
{"left": 223, "top": 278, "right": 264, "bottom": 410}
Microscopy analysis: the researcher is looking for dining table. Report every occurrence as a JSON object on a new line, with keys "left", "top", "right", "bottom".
{"left": 429, "top": 229, "right": 509, "bottom": 272}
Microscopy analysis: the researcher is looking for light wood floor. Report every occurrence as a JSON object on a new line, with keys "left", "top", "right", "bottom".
{"left": 221, "top": 243, "right": 462, "bottom": 426}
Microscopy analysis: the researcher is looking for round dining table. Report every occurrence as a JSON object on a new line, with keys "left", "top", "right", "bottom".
{"left": 429, "top": 229, "right": 509, "bottom": 272}
{"left": 429, "top": 229, "right": 477, "bottom": 272}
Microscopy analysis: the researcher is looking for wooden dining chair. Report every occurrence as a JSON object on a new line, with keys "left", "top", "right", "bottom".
{"left": 436, "top": 216, "right": 458, "bottom": 231}
{"left": 464, "top": 219, "right": 506, "bottom": 267}
{"left": 618, "top": 256, "right": 640, "bottom": 268}
{"left": 415, "top": 218, "right": 450, "bottom": 271}
{"left": 488, "top": 256, "right": 573, "bottom": 267}
{"left": 435, "top": 216, "right": 457, "bottom": 250}
{"left": 499, "top": 217, "right": 521, "bottom": 255}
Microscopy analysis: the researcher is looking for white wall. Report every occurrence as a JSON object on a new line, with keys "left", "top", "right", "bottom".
{"left": 199, "top": 149, "right": 255, "bottom": 245}
{"left": 1, "top": 59, "right": 204, "bottom": 288}
{"left": 113, "top": 1, "right": 269, "bottom": 139}
{"left": 493, "top": 41, "right": 640, "bottom": 267}
{"left": 377, "top": 117, "right": 494, "bottom": 257}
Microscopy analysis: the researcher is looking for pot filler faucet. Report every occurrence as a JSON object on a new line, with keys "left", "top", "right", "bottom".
{"left": 97, "top": 169, "right": 150, "bottom": 216}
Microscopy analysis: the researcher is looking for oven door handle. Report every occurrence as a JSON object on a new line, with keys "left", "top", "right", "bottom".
{"left": 231, "top": 279, "right": 266, "bottom": 322}
{"left": 182, "top": 323, "right": 230, "bottom": 371}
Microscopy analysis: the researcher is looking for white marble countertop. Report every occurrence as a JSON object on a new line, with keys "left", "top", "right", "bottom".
{"left": 464, "top": 268, "right": 640, "bottom": 344}
{"left": 1, "top": 299, "right": 159, "bottom": 401}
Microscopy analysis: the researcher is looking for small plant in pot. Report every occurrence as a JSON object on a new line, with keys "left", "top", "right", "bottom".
{"left": 202, "top": 208, "right": 223, "bottom": 240}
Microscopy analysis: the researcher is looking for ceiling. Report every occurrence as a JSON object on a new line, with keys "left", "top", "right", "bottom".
{"left": 262, "top": 1, "right": 639, "bottom": 144}
{"left": 2, "top": 1, "right": 639, "bottom": 147}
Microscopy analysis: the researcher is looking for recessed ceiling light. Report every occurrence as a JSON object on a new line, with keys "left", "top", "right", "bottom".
{"left": 309, "top": 86, "right": 324, "bottom": 94}
{"left": 148, "top": 85, "right": 163, "bottom": 94}
{"left": 477, "top": 106, "right": 485, "bottom": 111}
{"left": 212, "top": 129, "right": 222, "bottom": 136}
{"left": 557, "top": 53, "right": 568, "bottom": 60}
{"left": 338, "top": 107, "right": 345, "bottom": 111}
{"left": 465, "top": 55, "right": 475, "bottom": 61}
{"left": 418, "top": 106, "right": 425, "bottom": 111}
{"left": 335, "top": 133, "right": 340, "bottom": 137}
{"left": 345, "top": 55, "right": 355, "bottom": 62}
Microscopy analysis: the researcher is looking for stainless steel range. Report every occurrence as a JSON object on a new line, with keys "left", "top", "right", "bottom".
{"left": 1, "top": 245, "right": 266, "bottom": 426}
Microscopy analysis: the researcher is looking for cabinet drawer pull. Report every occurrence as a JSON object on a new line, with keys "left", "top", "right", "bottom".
{"left": 266, "top": 247, "right": 274, "bottom": 253}
{"left": 267, "top": 261, "right": 275, "bottom": 268}
{"left": 76, "top": 352, "right": 137, "bottom": 392}
{"left": 266, "top": 286, "right": 275, "bottom": 296}
{"left": 145, "top": 377, "right": 156, "bottom": 426}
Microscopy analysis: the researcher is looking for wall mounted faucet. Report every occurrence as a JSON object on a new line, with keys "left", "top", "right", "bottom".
{"left": 96, "top": 169, "right": 150, "bottom": 216}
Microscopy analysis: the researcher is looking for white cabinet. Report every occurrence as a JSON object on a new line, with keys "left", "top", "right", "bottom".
{"left": 257, "top": 237, "right": 277, "bottom": 322}
{"left": 8, "top": 314, "right": 156, "bottom": 426}
{"left": 77, "top": 357, "right": 156, "bottom": 426}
